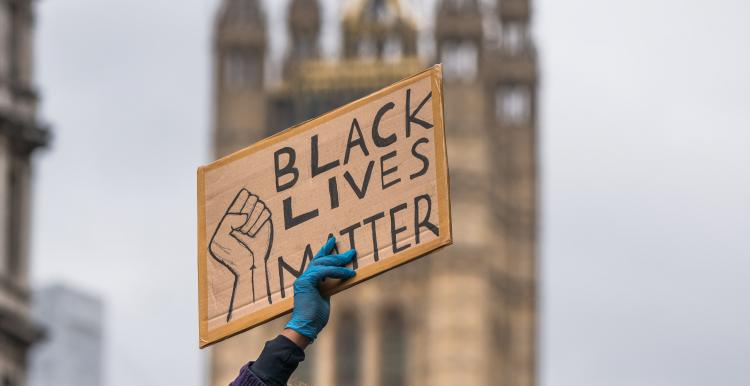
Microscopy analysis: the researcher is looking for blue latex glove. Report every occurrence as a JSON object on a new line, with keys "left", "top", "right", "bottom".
{"left": 285, "top": 237, "right": 356, "bottom": 342}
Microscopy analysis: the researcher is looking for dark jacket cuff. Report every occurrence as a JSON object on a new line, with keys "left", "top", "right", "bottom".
{"left": 229, "top": 363, "right": 266, "bottom": 386}
{"left": 249, "top": 335, "right": 306, "bottom": 386}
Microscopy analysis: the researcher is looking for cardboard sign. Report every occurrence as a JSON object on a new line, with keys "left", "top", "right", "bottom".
{"left": 197, "top": 65, "right": 451, "bottom": 348}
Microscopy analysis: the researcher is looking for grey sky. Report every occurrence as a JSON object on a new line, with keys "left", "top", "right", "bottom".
{"left": 32, "top": 0, "right": 749, "bottom": 386}
{"left": 539, "top": 1, "right": 750, "bottom": 385}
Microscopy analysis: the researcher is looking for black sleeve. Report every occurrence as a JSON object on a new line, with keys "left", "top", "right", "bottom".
{"left": 249, "top": 335, "right": 306, "bottom": 386}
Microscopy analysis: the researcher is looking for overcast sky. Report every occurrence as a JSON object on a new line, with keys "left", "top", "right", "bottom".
{"left": 32, "top": 0, "right": 750, "bottom": 386}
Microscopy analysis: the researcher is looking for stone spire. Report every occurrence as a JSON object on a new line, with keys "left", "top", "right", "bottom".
{"left": 285, "top": 0, "right": 321, "bottom": 78}
{"left": 213, "top": 0, "right": 268, "bottom": 156}
{"left": 497, "top": 0, "right": 533, "bottom": 56}
{"left": 219, "top": 0, "right": 264, "bottom": 25}
{"left": 342, "top": 0, "right": 417, "bottom": 60}
{"left": 435, "top": 0, "right": 483, "bottom": 82}
{"left": 215, "top": 0, "right": 266, "bottom": 47}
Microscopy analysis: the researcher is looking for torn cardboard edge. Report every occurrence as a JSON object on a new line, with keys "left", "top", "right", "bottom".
{"left": 197, "top": 64, "right": 452, "bottom": 348}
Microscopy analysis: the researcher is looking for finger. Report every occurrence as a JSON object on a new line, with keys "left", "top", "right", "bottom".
{"left": 249, "top": 208, "right": 271, "bottom": 236}
{"left": 311, "top": 266, "right": 356, "bottom": 282}
{"left": 242, "top": 198, "right": 264, "bottom": 233}
{"left": 240, "top": 194, "right": 258, "bottom": 215}
{"left": 312, "top": 250, "right": 356, "bottom": 267}
{"left": 314, "top": 236, "right": 337, "bottom": 259}
{"left": 227, "top": 189, "right": 250, "bottom": 214}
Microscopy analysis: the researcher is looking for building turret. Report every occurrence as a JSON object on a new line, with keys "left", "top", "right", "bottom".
{"left": 485, "top": 2, "right": 538, "bottom": 385}
{"left": 284, "top": 0, "right": 321, "bottom": 79}
{"left": 342, "top": 0, "right": 417, "bottom": 61}
{"left": 498, "top": 0, "right": 533, "bottom": 56}
{"left": 213, "top": 0, "right": 267, "bottom": 157}
{"left": 435, "top": 0, "right": 483, "bottom": 82}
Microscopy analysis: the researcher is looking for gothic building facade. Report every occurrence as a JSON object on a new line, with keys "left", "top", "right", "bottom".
{"left": 0, "top": 1, "right": 50, "bottom": 385}
{"left": 210, "top": 0, "right": 537, "bottom": 385}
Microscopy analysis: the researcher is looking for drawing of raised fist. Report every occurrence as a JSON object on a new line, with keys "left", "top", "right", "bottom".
{"left": 209, "top": 188, "right": 274, "bottom": 321}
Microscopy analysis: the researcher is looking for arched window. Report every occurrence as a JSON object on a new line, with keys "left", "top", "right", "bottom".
{"left": 380, "top": 307, "right": 406, "bottom": 386}
{"left": 441, "top": 41, "right": 478, "bottom": 83}
{"left": 495, "top": 84, "right": 532, "bottom": 125}
{"left": 369, "top": 0, "right": 392, "bottom": 24}
{"left": 502, "top": 21, "right": 529, "bottom": 55}
{"left": 358, "top": 36, "right": 378, "bottom": 60}
{"left": 295, "top": 36, "right": 314, "bottom": 59}
{"left": 223, "top": 50, "right": 261, "bottom": 89}
{"left": 383, "top": 36, "right": 403, "bottom": 62}
{"left": 335, "top": 310, "right": 361, "bottom": 386}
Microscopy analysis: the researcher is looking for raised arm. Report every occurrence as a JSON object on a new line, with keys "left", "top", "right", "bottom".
{"left": 230, "top": 237, "right": 356, "bottom": 386}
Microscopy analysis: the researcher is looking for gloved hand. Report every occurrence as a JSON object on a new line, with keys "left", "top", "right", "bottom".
{"left": 285, "top": 237, "right": 356, "bottom": 342}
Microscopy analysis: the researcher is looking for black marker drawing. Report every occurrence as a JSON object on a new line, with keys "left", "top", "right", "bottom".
{"left": 209, "top": 188, "right": 274, "bottom": 322}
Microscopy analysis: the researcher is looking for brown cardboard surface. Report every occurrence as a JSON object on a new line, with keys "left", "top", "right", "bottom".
{"left": 197, "top": 65, "right": 452, "bottom": 348}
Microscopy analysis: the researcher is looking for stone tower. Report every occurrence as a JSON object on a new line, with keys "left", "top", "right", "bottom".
{"left": 436, "top": 0, "right": 483, "bottom": 81}
{"left": 209, "top": 0, "right": 538, "bottom": 385}
{"left": 486, "top": 0, "right": 538, "bottom": 384}
{"left": 342, "top": 0, "right": 417, "bottom": 60}
{"left": 0, "top": 0, "right": 50, "bottom": 385}
{"left": 213, "top": 0, "right": 268, "bottom": 157}
{"left": 284, "top": 0, "right": 321, "bottom": 78}
{"left": 431, "top": 2, "right": 494, "bottom": 385}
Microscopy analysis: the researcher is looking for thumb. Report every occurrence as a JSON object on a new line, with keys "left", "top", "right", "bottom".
{"left": 221, "top": 213, "right": 248, "bottom": 231}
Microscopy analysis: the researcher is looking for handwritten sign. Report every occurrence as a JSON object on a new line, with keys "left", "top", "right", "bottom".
{"left": 197, "top": 65, "right": 452, "bottom": 348}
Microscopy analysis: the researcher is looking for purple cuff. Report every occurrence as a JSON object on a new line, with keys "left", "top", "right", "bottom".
{"left": 228, "top": 335, "right": 305, "bottom": 386}
{"left": 228, "top": 363, "right": 266, "bottom": 386}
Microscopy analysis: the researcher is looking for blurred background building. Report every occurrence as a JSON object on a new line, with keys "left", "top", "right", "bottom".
{"left": 210, "top": 0, "right": 537, "bottom": 385}
{"left": 28, "top": 285, "right": 103, "bottom": 386}
{"left": 0, "top": 0, "right": 51, "bottom": 385}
